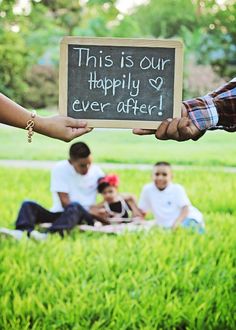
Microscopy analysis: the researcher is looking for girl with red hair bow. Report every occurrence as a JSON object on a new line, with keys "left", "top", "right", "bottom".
{"left": 79, "top": 174, "right": 149, "bottom": 234}
{"left": 96, "top": 174, "right": 143, "bottom": 223}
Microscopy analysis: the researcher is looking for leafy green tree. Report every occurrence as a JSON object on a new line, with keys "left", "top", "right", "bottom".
{"left": 121, "top": 0, "right": 236, "bottom": 78}
{"left": 0, "top": 0, "right": 120, "bottom": 105}
{"left": 126, "top": 0, "right": 201, "bottom": 38}
{"left": 0, "top": 0, "right": 32, "bottom": 103}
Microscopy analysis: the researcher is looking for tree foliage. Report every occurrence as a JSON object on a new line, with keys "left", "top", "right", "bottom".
{"left": 0, "top": 0, "right": 235, "bottom": 106}
{"left": 0, "top": 0, "right": 118, "bottom": 105}
{"left": 124, "top": 0, "right": 236, "bottom": 77}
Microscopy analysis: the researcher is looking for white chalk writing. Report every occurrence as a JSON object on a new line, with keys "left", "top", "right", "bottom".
{"left": 88, "top": 72, "right": 140, "bottom": 97}
{"left": 73, "top": 47, "right": 113, "bottom": 68}
{"left": 70, "top": 46, "right": 174, "bottom": 120}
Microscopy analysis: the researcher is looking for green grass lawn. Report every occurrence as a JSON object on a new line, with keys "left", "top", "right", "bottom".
{"left": 0, "top": 167, "right": 235, "bottom": 329}
{"left": 0, "top": 125, "right": 236, "bottom": 166}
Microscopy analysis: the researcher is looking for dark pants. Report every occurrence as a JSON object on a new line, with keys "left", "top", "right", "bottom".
{"left": 15, "top": 200, "right": 94, "bottom": 235}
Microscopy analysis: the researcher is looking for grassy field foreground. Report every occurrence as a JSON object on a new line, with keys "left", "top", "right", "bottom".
{"left": 0, "top": 167, "right": 236, "bottom": 329}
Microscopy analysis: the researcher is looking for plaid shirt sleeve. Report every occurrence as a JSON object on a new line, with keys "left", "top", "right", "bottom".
{"left": 183, "top": 78, "right": 236, "bottom": 131}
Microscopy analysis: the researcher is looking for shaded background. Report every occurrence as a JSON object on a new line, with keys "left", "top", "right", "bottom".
{"left": 0, "top": 0, "right": 235, "bottom": 110}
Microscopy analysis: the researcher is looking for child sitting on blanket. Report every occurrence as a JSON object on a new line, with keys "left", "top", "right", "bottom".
{"left": 79, "top": 174, "right": 144, "bottom": 233}
{"left": 97, "top": 174, "right": 142, "bottom": 223}
{"left": 138, "top": 161, "right": 205, "bottom": 233}
{"left": 97, "top": 174, "right": 142, "bottom": 222}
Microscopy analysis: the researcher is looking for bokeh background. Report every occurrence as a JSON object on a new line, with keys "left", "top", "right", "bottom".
{"left": 1, "top": 0, "right": 235, "bottom": 110}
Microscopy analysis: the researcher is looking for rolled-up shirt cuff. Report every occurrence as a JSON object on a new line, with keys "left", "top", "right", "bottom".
{"left": 183, "top": 95, "right": 219, "bottom": 131}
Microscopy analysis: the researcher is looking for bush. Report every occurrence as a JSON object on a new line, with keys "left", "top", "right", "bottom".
{"left": 183, "top": 58, "right": 226, "bottom": 99}
{"left": 0, "top": 31, "right": 30, "bottom": 103}
{"left": 23, "top": 64, "right": 58, "bottom": 109}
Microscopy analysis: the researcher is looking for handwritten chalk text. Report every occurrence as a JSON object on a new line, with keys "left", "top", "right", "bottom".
{"left": 72, "top": 96, "right": 163, "bottom": 117}
{"left": 73, "top": 48, "right": 114, "bottom": 68}
{"left": 88, "top": 72, "right": 140, "bottom": 97}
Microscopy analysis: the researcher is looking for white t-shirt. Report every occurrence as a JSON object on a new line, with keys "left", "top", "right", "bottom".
{"left": 50, "top": 160, "right": 104, "bottom": 212}
{"left": 139, "top": 182, "right": 203, "bottom": 228}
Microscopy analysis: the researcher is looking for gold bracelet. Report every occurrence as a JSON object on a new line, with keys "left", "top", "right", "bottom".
{"left": 26, "top": 110, "right": 36, "bottom": 143}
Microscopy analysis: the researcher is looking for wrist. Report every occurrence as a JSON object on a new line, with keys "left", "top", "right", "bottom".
{"left": 34, "top": 115, "right": 50, "bottom": 136}
{"left": 25, "top": 110, "right": 37, "bottom": 143}
{"left": 173, "top": 217, "right": 183, "bottom": 227}
{"left": 183, "top": 95, "right": 219, "bottom": 131}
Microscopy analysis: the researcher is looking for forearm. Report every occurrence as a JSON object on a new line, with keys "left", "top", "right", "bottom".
{"left": 0, "top": 93, "right": 91, "bottom": 142}
{"left": 123, "top": 194, "right": 144, "bottom": 218}
{"left": 183, "top": 95, "right": 218, "bottom": 131}
{"left": 57, "top": 192, "right": 71, "bottom": 208}
{"left": 0, "top": 93, "right": 46, "bottom": 133}
{"left": 183, "top": 78, "right": 236, "bottom": 132}
{"left": 172, "top": 206, "right": 189, "bottom": 228}
{"left": 129, "top": 202, "right": 145, "bottom": 218}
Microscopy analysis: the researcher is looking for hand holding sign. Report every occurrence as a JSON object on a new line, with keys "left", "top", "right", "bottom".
{"left": 0, "top": 93, "right": 91, "bottom": 142}
{"left": 133, "top": 105, "right": 204, "bottom": 141}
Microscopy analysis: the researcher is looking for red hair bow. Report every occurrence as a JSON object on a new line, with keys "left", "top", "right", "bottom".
{"left": 99, "top": 174, "right": 119, "bottom": 187}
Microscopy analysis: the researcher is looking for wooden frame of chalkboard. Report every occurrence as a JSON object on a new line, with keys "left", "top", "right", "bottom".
{"left": 59, "top": 37, "right": 183, "bottom": 129}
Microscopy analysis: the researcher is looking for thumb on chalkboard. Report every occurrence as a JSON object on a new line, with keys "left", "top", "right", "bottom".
{"left": 132, "top": 128, "right": 156, "bottom": 135}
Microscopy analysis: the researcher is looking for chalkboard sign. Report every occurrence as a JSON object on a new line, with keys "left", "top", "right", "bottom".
{"left": 59, "top": 37, "right": 183, "bottom": 129}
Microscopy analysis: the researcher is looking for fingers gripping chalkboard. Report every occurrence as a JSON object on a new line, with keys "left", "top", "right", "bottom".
{"left": 59, "top": 37, "right": 183, "bottom": 129}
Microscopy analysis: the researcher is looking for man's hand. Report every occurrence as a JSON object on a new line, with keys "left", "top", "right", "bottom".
{"left": 133, "top": 105, "right": 205, "bottom": 141}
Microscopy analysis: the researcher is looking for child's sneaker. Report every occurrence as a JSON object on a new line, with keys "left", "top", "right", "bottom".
{"left": 0, "top": 228, "right": 25, "bottom": 240}
{"left": 30, "top": 230, "right": 48, "bottom": 241}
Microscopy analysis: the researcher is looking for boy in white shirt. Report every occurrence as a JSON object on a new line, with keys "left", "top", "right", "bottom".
{"left": 139, "top": 162, "right": 204, "bottom": 232}
{"left": 0, "top": 142, "right": 108, "bottom": 240}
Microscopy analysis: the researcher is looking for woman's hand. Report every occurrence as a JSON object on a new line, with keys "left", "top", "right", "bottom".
{"left": 35, "top": 115, "right": 93, "bottom": 142}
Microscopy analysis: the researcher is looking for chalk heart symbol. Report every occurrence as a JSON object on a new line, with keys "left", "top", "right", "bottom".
{"left": 149, "top": 77, "right": 163, "bottom": 92}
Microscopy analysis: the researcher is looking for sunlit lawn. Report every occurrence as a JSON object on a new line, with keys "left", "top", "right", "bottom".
{"left": 0, "top": 167, "right": 235, "bottom": 329}
{"left": 0, "top": 125, "right": 236, "bottom": 167}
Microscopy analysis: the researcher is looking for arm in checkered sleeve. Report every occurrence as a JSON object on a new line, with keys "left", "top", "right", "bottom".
{"left": 133, "top": 78, "right": 236, "bottom": 141}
